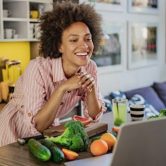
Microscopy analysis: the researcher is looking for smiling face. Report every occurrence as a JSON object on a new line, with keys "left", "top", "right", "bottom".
{"left": 59, "top": 22, "right": 94, "bottom": 75}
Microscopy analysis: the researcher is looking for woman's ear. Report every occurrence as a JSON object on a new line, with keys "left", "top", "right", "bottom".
{"left": 58, "top": 43, "right": 63, "bottom": 53}
{"left": 59, "top": 46, "right": 62, "bottom": 53}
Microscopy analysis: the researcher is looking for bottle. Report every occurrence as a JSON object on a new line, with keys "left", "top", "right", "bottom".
{"left": 38, "top": 4, "right": 45, "bottom": 17}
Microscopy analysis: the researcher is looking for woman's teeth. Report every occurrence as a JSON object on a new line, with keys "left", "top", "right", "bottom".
{"left": 76, "top": 52, "right": 88, "bottom": 56}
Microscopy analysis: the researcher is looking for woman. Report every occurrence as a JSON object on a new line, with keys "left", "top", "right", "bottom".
{"left": 0, "top": 1, "right": 106, "bottom": 147}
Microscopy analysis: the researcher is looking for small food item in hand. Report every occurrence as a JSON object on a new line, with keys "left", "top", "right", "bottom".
{"left": 28, "top": 138, "right": 51, "bottom": 161}
{"left": 72, "top": 115, "right": 91, "bottom": 126}
{"left": 62, "top": 148, "right": 79, "bottom": 160}
{"left": 100, "top": 132, "right": 117, "bottom": 150}
{"left": 90, "top": 139, "right": 108, "bottom": 156}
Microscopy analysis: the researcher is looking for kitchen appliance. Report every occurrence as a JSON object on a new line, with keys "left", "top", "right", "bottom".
{"left": 6, "top": 60, "right": 22, "bottom": 87}
{"left": 1, "top": 59, "right": 22, "bottom": 98}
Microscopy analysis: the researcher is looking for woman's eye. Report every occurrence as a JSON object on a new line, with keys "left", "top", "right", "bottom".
{"left": 69, "top": 39, "right": 78, "bottom": 42}
{"left": 86, "top": 38, "right": 92, "bottom": 41}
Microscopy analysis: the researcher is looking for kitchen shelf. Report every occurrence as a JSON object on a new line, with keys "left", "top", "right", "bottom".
{"left": 0, "top": 0, "right": 53, "bottom": 41}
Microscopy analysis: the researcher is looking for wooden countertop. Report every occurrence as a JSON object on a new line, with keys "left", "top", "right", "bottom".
{"left": 0, "top": 112, "right": 113, "bottom": 166}
{"left": 0, "top": 142, "right": 92, "bottom": 166}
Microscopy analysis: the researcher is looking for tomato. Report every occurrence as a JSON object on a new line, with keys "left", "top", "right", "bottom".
{"left": 112, "top": 126, "right": 120, "bottom": 133}
{"left": 72, "top": 115, "right": 91, "bottom": 126}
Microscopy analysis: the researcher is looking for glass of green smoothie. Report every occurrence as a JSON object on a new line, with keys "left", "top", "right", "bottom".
{"left": 112, "top": 98, "right": 128, "bottom": 126}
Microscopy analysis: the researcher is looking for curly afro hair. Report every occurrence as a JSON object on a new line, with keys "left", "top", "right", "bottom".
{"left": 39, "top": 1, "right": 102, "bottom": 58}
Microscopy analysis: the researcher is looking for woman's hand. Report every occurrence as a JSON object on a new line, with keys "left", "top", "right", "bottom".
{"left": 61, "top": 72, "right": 95, "bottom": 92}
{"left": 78, "top": 72, "right": 95, "bottom": 92}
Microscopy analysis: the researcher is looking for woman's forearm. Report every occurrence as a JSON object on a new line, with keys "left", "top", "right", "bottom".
{"left": 34, "top": 85, "right": 66, "bottom": 132}
{"left": 33, "top": 74, "right": 83, "bottom": 132}
{"left": 85, "top": 87, "right": 102, "bottom": 119}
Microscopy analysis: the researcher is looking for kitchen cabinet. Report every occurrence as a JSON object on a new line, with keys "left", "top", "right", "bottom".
{"left": 0, "top": 0, "right": 53, "bottom": 42}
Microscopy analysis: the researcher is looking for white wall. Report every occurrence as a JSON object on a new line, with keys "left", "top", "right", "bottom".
{"left": 97, "top": 0, "right": 166, "bottom": 96}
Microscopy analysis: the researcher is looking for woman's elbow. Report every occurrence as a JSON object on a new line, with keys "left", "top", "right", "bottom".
{"left": 35, "top": 123, "right": 45, "bottom": 133}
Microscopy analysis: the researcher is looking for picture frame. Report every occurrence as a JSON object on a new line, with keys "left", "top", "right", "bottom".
{"left": 128, "top": 0, "right": 159, "bottom": 14}
{"left": 128, "top": 22, "right": 159, "bottom": 69}
{"left": 79, "top": 0, "right": 125, "bottom": 12}
{"left": 92, "top": 21, "right": 126, "bottom": 73}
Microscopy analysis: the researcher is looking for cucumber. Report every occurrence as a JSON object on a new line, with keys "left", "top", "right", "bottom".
{"left": 40, "top": 139, "right": 65, "bottom": 163}
{"left": 27, "top": 138, "right": 51, "bottom": 161}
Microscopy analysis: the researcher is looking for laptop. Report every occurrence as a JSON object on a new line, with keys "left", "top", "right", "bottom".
{"left": 65, "top": 118, "right": 166, "bottom": 166}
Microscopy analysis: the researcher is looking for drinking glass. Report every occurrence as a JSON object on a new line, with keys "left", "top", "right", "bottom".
{"left": 112, "top": 98, "right": 128, "bottom": 126}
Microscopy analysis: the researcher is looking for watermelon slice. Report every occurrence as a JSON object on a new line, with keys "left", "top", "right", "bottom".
{"left": 72, "top": 115, "right": 91, "bottom": 126}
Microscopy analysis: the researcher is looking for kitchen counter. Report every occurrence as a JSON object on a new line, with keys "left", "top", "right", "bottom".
{"left": 0, "top": 112, "right": 114, "bottom": 166}
{"left": 0, "top": 142, "right": 95, "bottom": 166}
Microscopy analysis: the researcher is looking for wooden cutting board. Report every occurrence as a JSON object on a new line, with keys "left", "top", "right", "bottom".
{"left": 43, "top": 122, "right": 108, "bottom": 138}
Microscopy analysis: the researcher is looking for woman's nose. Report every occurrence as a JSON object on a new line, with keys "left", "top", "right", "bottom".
{"left": 79, "top": 41, "right": 88, "bottom": 49}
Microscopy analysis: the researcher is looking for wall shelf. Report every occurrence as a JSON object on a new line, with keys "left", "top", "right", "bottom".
{"left": 0, "top": 0, "right": 52, "bottom": 41}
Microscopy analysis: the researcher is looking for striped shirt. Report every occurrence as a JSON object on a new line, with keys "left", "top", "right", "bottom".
{"left": 0, "top": 57, "right": 105, "bottom": 147}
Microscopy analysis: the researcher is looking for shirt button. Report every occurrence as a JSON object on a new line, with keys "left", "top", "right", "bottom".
{"left": 28, "top": 112, "right": 32, "bottom": 117}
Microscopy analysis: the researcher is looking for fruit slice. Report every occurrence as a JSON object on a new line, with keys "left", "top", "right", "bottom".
{"left": 62, "top": 148, "right": 79, "bottom": 161}
{"left": 100, "top": 132, "right": 117, "bottom": 150}
{"left": 72, "top": 115, "right": 91, "bottom": 126}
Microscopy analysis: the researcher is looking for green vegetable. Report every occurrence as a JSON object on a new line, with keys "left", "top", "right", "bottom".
{"left": 148, "top": 109, "right": 166, "bottom": 119}
{"left": 40, "top": 139, "right": 65, "bottom": 163}
{"left": 46, "top": 120, "right": 89, "bottom": 152}
{"left": 159, "top": 109, "right": 166, "bottom": 117}
{"left": 27, "top": 138, "right": 51, "bottom": 161}
{"left": 69, "top": 134, "right": 84, "bottom": 152}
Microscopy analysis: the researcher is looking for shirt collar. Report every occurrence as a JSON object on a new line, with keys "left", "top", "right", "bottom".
{"left": 52, "top": 57, "right": 87, "bottom": 82}
{"left": 52, "top": 57, "right": 66, "bottom": 82}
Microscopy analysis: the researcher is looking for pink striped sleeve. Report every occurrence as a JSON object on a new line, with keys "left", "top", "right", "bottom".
{"left": 22, "top": 59, "right": 47, "bottom": 126}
